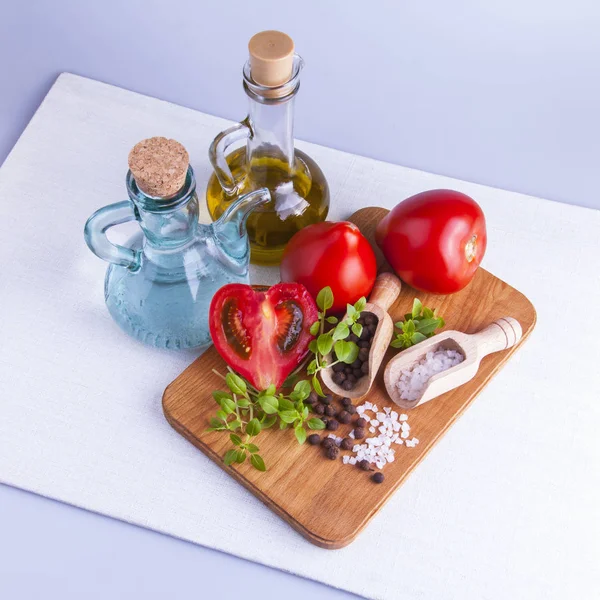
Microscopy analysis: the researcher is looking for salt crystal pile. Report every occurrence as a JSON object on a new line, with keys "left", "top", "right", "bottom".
{"left": 341, "top": 402, "right": 419, "bottom": 469}
{"left": 396, "top": 349, "right": 464, "bottom": 401}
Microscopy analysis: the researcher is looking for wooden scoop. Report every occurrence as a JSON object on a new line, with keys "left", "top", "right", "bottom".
{"left": 321, "top": 272, "right": 401, "bottom": 400}
{"left": 384, "top": 317, "right": 522, "bottom": 409}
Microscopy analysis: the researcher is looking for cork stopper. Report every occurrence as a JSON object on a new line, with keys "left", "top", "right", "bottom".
{"left": 248, "top": 30, "right": 295, "bottom": 89}
{"left": 128, "top": 137, "right": 189, "bottom": 198}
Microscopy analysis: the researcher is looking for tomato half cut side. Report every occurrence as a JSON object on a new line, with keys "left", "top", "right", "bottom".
{"left": 209, "top": 282, "right": 318, "bottom": 390}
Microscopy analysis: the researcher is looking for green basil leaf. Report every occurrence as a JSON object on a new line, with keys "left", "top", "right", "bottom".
{"left": 312, "top": 375, "right": 324, "bottom": 397}
{"left": 345, "top": 341, "right": 359, "bottom": 364}
{"left": 423, "top": 306, "right": 434, "bottom": 319}
{"left": 333, "top": 340, "right": 350, "bottom": 362}
{"left": 316, "top": 287, "right": 334, "bottom": 311}
{"left": 236, "top": 398, "right": 250, "bottom": 408}
{"left": 307, "top": 359, "right": 317, "bottom": 375}
{"left": 246, "top": 418, "right": 262, "bottom": 436}
{"left": 346, "top": 304, "right": 357, "bottom": 317}
{"left": 226, "top": 372, "right": 247, "bottom": 395}
{"left": 332, "top": 321, "right": 349, "bottom": 341}
{"left": 209, "top": 417, "right": 224, "bottom": 429}
{"left": 224, "top": 449, "right": 238, "bottom": 466}
{"left": 308, "top": 339, "right": 319, "bottom": 355}
{"left": 317, "top": 333, "right": 334, "bottom": 356}
{"left": 279, "top": 420, "right": 289, "bottom": 430}
{"left": 278, "top": 398, "right": 295, "bottom": 411}
{"left": 258, "top": 395, "right": 279, "bottom": 414}
{"left": 352, "top": 323, "right": 363, "bottom": 338}
{"left": 212, "top": 390, "right": 233, "bottom": 405}
{"left": 235, "top": 449, "right": 246, "bottom": 464}
{"left": 302, "top": 406, "right": 309, "bottom": 419}
{"left": 294, "top": 425, "right": 307, "bottom": 445}
{"left": 265, "top": 384, "right": 276, "bottom": 396}
{"left": 411, "top": 332, "right": 427, "bottom": 344}
{"left": 309, "top": 321, "right": 320, "bottom": 336}
{"left": 261, "top": 414, "right": 277, "bottom": 429}
{"left": 390, "top": 338, "right": 405, "bottom": 349}
{"left": 415, "top": 318, "right": 442, "bottom": 336}
{"left": 293, "top": 380, "right": 311, "bottom": 399}
{"left": 251, "top": 454, "right": 266, "bottom": 471}
{"left": 216, "top": 410, "right": 228, "bottom": 421}
{"left": 229, "top": 433, "right": 243, "bottom": 446}
{"left": 412, "top": 298, "right": 423, "bottom": 318}
{"left": 326, "top": 316, "right": 339, "bottom": 324}
{"left": 279, "top": 410, "right": 298, "bottom": 424}
{"left": 246, "top": 443, "right": 259, "bottom": 453}
{"left": 307, "top": 417, "right": 326, "bottom": 430}
{"left": 228, "top": 419, "right": 242, "bottom": 431}
{"left": 220, "top": 397, "right": 236, "bottom": 414}
{"left": 354, "top": 297, "right": 366, "bottom": 313}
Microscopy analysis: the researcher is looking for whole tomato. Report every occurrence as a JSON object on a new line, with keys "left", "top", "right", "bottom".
{"left": 375, "top": 189, "right": 487, "bottom": 294}
{"left": 280, "top": 222, "right": 377, "bottom": 313}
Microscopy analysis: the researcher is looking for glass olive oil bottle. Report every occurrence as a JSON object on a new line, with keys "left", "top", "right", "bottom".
{"left": 206, "top": 31, "right": 330, "bottom": 266}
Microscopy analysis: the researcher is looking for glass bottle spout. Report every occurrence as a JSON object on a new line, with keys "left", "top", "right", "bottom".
{"left": 212, "top": 188, "right": 271, "bottom": 260}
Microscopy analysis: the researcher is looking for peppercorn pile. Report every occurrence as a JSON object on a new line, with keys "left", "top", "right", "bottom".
{"left": 331, "top": 312, "right": 379, "bottom": 391}
{"left": 305, "top": 392, "right": 385, "bottom": 484}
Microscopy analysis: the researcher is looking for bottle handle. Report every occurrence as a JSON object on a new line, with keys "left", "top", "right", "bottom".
{"left": 208, "top": 119, "right": 251, "bottom": 195}
{"left": 84, "top": 201, "right": 141, "bottom": 271}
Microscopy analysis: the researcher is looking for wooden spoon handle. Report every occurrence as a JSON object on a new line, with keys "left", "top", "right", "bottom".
{"left": 472, "top": 317, "right": 522, "bottom": 358}
{"left": 368, "top": 272, "right": 402, "bottom": 311}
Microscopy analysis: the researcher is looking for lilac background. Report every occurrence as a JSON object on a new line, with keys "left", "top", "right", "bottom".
{"left": 0, "top": 1, "right": 598, "bottom": 599}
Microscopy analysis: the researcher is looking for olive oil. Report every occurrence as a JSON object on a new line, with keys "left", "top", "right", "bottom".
{"left": 207, "top": 31, "right": 330, "bottom": 266}
{"left": 206, "top": 148, "right": 329, "bottom": 265}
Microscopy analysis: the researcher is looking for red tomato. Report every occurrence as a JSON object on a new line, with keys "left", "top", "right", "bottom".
{"left": 375, "top": 189, "right": 487, "bottom": 294}
{"left": 280, "top": 222, "right": 377, "bottom": 313}
{"left": 209, "top": 282, "right": 318, "bottom": 390}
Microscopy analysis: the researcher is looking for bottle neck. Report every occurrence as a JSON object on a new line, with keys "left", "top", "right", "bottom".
{"left": 246, "top": 95, "right": 296, "bottom": 171}
{"left": 127, "top": 168, "right": 199, "bottom": 249}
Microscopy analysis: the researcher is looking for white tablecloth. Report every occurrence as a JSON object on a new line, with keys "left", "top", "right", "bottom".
{"left": 0, "top": 73, "right": 598, "bottom": 599}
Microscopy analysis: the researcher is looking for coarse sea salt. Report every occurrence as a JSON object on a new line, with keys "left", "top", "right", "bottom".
{"left": 341, "top": 400, "right": 420, "bottom": 471}
{"left": 395, "top": 349, "right": 464, "bottom": 401}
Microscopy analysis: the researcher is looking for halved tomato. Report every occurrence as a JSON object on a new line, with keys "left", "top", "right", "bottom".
{"left": 209, "top": 283, "right": 318, "bottom": 390}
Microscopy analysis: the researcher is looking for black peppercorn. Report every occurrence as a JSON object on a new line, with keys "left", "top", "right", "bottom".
{"left": 358, "top": 347, "right": 370, "bottom": 362}
{"left": 326, "top": 419, "right": 339, "bottom": 431}
{"left": 326, "top": 446, "right": 340, "bottom": 460}
{"left": 340, "top": 437, "right": 354, "bottom": 451}
{"left": 358, "top": 459, "right": 371, "bottom": 471}
{"left": 371, "top": 472, "right": 384, "bottom": 483}
{"left": 308, "top": 433, "right": 321, "bottom": 445}
{"left": 354, "top": 427, "right": 365, "bottom": 439}
{"left": 358, "top": 340, "right": 370, "bottom": 349}
{"left": 360, "top": 326, "right": 371, "bottom": 340}
{"left": 325, "top": 405, "right": 336, "bottom": 417}
{"left": 332, "top": 371, "right": 346, "bottom": 385}
{"left": 346, "top": 373, "right": 356, "bottom": 383}
{"left": 353, "top": 368, "right": 363, "bottom": 379}
{"left": 321, "top": 394, "right": 332, "bottom": 405}
{"left": 355, "top": 417, "right": 368, "bottom": 428}
{"left": 321, "top": 437, "right": 335, "bottom": 449}
{"left": 342, "top": 380, "right": 354, "bottom": 391}
{"left": 306, "top": 391, "right": 318, "bottom": 405}
{"left": 332, "top": 362, "right": 345, "bottom": 373}
{"left": 364, "top": 313, "right": 376, "bottom": 326}
{"left": 348, "top": 333, "right": 359, "bottom": 343}
{"left": 346, "top": 404, "right": 357, "bottom": 415}
{"left": 351, "top": 358, "right": 362, "bottom": 370}
{"left": 361, "top": 362, "right": 369, "bottom": 374}
{"left": 337, "top": 410, "right": 351, "bottom": 424}
{"left": 341, "top": 397, "right": 352, "bottom": 407}
{"left": 315, "top": 403, "right": 325, "bottom": 416}
{"left": 344, "top": 365, "right": 353, "bottom": 375}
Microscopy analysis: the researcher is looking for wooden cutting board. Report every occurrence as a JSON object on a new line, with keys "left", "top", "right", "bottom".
{"left": 162, "top": 207, "right": 536, "bottom": 549}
